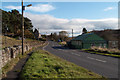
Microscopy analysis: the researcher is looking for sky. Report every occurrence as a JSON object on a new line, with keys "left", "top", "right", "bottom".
{"left": 1, "top": 2, "right": 118, "bottom": 36}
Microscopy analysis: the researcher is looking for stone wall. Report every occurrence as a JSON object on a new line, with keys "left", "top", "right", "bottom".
{"left": 1, "top": 45, "right": 31, "bottom": 68}
{"left": 0, "top": 41, "right": 46, "bottom": 69}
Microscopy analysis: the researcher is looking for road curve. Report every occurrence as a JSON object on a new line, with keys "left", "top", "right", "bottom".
{"left": 44, "top": 41, "right": 118, "bottom": 78}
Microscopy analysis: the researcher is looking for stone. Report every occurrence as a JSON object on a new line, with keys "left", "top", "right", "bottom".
{"left": 1, "top": 44, "right": 32, "bottom": 68}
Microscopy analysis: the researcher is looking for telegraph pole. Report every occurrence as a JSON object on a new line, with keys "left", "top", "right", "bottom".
{"left": 21, "top": 0, "right": 32, "bottom": 55}
{"left": 22, "top": 0, "right": 24, "bottom": 55}
{"left": 38, "top": 28, "right": 39, "bottom": 40}
{"left": 5, "top": 24, "right": 8, "bottom": 46}
{"left": 72, "top": 29, "right": 73, "bottom": 39}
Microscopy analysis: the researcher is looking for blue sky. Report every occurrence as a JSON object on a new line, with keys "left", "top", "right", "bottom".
{"left": 49, "top": 2, "right": 118, "bottom": 19}
{"left": 1, "top": 2, "right": 118, "bottom": 36}
{"left": 2, "top": 2, "right": 118, "bottom": 19}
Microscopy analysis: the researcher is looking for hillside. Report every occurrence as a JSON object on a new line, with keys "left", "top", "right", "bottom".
{"left": 2, "top": 36, "right": 43, "bottom": 48}
{"left": 92, "top": 29, "right": 120, "bottom": 49}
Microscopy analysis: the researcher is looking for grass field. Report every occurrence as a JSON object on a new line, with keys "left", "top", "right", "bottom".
{"left": 20, "top": 50, "right": 107, "bottom": 79}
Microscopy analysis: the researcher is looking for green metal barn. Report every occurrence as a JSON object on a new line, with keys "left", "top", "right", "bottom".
{"left": 70, "top": 33, "right": 107, "bottom": 49}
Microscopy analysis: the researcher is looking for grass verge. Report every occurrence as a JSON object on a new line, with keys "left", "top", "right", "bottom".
{"left": 82, "top": 49, "right": 120, "bottom": 58}
{"left": 2, "top": 49, "right": 32, "bottom": 78}
{"left": 2, "top": 42, "right": 47, "bottom": 78}
{"left": 58, "top": 41, "right": 66, "bottom": 45}
{"left": 20, "top": 50, "right": 107, "bottom": 79}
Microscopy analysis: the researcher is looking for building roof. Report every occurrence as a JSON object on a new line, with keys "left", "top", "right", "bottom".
{"left": 72, "top": 33, "right": 90, "bottom": 41}
{"left": 71, "top": 33, "right": 105, "bottom": 42}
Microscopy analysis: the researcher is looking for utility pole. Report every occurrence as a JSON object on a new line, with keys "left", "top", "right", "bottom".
{"left": 21, "top": 0, "right": 32, "bottom": 55}
{"left": 22, "top": 0, "right": 24, "bottom": 55}
{"left": 46, "top": 32, "right": 47, "bottom": 40}
{"left": 72, "top": 29, "right": 73, "bottom": 39}
{"left": 38, "top": 28, "right": 39, "bottom": 33}
{"left": 38, "top": 28, "right": 39, "bottom": 40}
{"left": 5, "top": 24, "right": 8, "bottom": 46}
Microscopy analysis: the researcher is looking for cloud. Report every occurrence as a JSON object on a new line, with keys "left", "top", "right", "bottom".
{"left": 4, "top": 6, "right": 21, "bottom": 10}
{"left": 4, "top": 4, "right": 55, "bottom": 12}
{"left": 26, "top": 4, "right": 55, "bottom": 12}
{"left": 104, "top": 7, "right": 115, "bottom": 11}
{"left": 24, "top": 13, "right": 118, "bottom": 36}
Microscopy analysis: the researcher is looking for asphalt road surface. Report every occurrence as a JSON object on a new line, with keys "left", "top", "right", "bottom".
{"left": 43, "top": 41, "right": 119, "bottom": 78}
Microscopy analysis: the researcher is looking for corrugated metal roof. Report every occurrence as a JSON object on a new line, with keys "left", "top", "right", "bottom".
{"left": 71, "top": 33, "right": 105, "bottom": 41}
{"left": 72, "top": 33, "right": 92, "bottom": 41}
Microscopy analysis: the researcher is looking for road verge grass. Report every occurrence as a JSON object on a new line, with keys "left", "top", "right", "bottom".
{"left": 20, "top": 50, "right": 107, "bottom": 79}
{"left": 2, "top": 41, "right": 47, "bottom": 78}
{"left": 2, "top": 49, "right": 32, "bottom": 78}
{"left": 82, "top": 47, "right": 120, "bottom": 58}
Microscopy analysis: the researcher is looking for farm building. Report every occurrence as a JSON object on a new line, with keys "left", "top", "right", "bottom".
{"left": 68, "top": 33, "right": 107, "bottom": 49}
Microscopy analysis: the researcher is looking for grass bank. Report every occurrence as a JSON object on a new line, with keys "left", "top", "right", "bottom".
{"left": 2, "top": 36, "right": 46, "bottom": 77}
{"left": 20, "top": 50, "right": 107, "bottom": 79}
{"left": 2, "top": 36, "right": 44, "bottom": 48}
{"left": 58, "top": 41, "right": 66, "bottom": 45}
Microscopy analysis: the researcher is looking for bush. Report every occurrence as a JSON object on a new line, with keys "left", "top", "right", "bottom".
{"left": 39, "top": 38, "right": 46, "bottom": 41}
{"left": 24, "top": 30, "right": 34, "bottom": 39}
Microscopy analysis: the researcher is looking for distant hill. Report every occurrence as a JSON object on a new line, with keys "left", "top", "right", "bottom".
{"left": 92, "top": 29, "right": 120, "bottom": 49}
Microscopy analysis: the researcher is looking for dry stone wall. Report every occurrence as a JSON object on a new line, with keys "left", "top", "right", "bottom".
{"left": 0, "top": 41, "right": 45, "bottom": 69}
{"left": 1, "top": 45, "right": 31, "bottom": 68}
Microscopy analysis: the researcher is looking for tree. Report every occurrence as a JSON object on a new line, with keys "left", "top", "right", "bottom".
{"left": 25, "top": 29, "right": 34, "bottom": 39}
{"left": 59, "top": 31, "right": 68, "bottom": 41}
{"left": 50, "top": 33, "right": 53, "bottom": 37}
{"left": 82, "top": 28, "right": 87, "bottom": 34}
{"left": 33, "top": 28, "right": 39, "bottom": 40}
{"left": 2, "top": 10, "right": 10, "bottom": 33}
{"left": 2, "top": 9, "right": 34, "bottom": 38}
{"left": 50, "top": 32, "right": 59, "bottom": 41}
{"left": 59, "top": 31, "right": 68, "bottom": 37}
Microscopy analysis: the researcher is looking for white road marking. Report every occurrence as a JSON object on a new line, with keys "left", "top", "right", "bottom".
{"left": 64, "top": 50, "right": 68, "bottom": 52}
{"left": 71, "top": 53, "right": 81, "bottom": 56}
{"left": 95, "top": 59, "right": 107, "bottom": 63}
{"left": 57, "top": 49, "right": 69, "bottom": 53}
{"left": 52, "top": 44, "right": 54, "bottom": 46}
{"left": 75, "top": 54, "right": 81, "bottom": 56}
{"left": 58, "top": 49, "right": 62, "bottom": 50}
{"left": 87, "top": 57, "right": 94, "bottom": 60}
{"left": 87, "top": 57, "right": 106, "bottom": 63}
{"left": 43, "top": 42, "right": 49, "bottom": 50}
{"left": 72, "top": 50, "right": 76, "bottom": 52}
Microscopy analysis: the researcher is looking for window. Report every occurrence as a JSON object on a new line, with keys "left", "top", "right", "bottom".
{"left": 78, "top": 41, "right": 81, "bottom": 45}
{"left": 91, "top": 43, "right": 94, "bottom": 47}
{"left": 99, "top": 44, "right": 102, "bottom": 47}
{"left": 104, "top": 44, "right": 106, "bottom": 48}
{"left": 112, "top": 41, "right": 118, "bottom": 48}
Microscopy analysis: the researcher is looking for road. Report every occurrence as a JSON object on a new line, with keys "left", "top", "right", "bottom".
{"left": 43, "top": 41, "right": 118, "bottom": 78}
